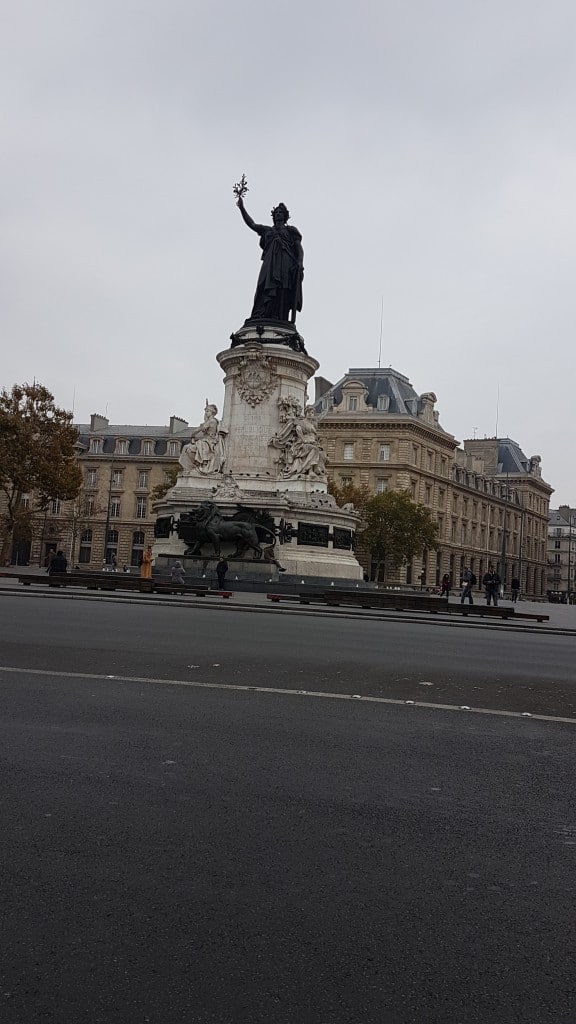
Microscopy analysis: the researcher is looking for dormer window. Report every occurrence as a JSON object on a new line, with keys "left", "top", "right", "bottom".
{"left": 116, "top": 439, "right": 128, "bottom": 455}
{"left": 89, "top": 438, "right": 103, "bottom": 454}
{"left": 347, "top": 396, "right": 358, "bottom": 411}
{"left": 142, "top": 440, "right": 155, "bottom": 456}
{"left": 377, "top": 394, "right": 389, "bottom": 412}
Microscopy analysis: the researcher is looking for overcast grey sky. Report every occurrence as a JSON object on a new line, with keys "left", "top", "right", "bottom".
{"left": 2, "top": 0, "right": 575, "bottom": 502}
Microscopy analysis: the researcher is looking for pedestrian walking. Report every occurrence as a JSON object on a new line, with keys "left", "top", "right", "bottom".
{"left": 48, "top": 550, "right": 68, "bottom": 574}
{"left": 460, "top": 566, "right": 475, "bottom": 605}
{"left": 216, "top": 557, "right": 228, "bottom": 590}
{"left": 440, "top": 573, "right": 451, "bottom": 598}
{"left": 48, "top": 549, "right": 68, "bottom": 586}
{"left": 482, "top": 565, "right": 501, "bottom": 606}
{"left": 171, "top": 560, "right": 185, "bottom": 586}
{"left": 511, "top": 576, "right": 520, "bottom": 602}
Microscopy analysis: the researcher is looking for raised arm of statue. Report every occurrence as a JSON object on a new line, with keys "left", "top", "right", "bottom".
{"left": 236, "top": 197, "right": 265, "bottom": 235}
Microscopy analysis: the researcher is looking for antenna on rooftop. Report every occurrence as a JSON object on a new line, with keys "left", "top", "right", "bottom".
{"left": 377, "top": 295, "right": 384, "bottom": 368}
{"left": 495, "top": 384, "right": 500, "bottom": 437}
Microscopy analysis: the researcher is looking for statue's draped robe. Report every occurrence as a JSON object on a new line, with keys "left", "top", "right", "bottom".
{"left": 250, "top": 223, "right": 303, "bottom": 321}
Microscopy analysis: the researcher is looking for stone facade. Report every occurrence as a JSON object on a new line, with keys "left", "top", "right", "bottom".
{"left": 547, "top": 506, "right": 576, "bottom": 599}
{"left": 4, "top": 413, "right": 192, "bottom": 568}
{"left": 315, "top": 367, "right": 552, "bottom": 598}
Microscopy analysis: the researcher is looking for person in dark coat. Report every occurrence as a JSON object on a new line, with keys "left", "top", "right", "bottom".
{"left": 482, "top": 565, "right": 501, "bottom": 606}
{"left": 48, "top": 550, "right": 68, "bottom": 574}
{"left": 440, "top": 573, "right": 451, "bottom": 597}
{"left": 511, "top": 576, "right": 520, "bottom": 602}
{"left": 216, "top": 558, "right": 228, "bottom": 590}
{"left": 48, "top": 550, "right": 67, "bottom": 585}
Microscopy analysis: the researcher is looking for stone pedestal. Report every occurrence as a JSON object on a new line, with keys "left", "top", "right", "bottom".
{"left": 153, "top": 324, "right": 363, "bottom": 581}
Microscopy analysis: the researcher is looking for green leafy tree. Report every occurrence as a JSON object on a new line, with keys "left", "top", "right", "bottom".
{"left": 0, "top": 383, "right": 82, "bottom": 563}
{"left": 151, "top": 464, "right": 180, "bottom": 501}
{"left": 327, "top": 478, "right": 370, "bottom": 513}
{"left": 360, "top": 489, "right": 440, "bottom": 582}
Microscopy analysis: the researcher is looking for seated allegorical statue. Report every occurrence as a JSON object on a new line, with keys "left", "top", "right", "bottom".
{"left": 179, "top": 402, "right": 226, "bottom": 476}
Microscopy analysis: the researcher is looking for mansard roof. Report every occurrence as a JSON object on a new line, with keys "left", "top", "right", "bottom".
{"left": 315, "top": 366, "right": 449, "bottom": 431}
{"left": 496, "top": 438, "right": 537, "bottom": 475}
{"left": 75, "top": 417, "right": 191, "bottom": 457}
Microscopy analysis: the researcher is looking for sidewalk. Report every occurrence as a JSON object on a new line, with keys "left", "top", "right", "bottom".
{"left": 2, "top": 568, "right": 576, "bottom": 631}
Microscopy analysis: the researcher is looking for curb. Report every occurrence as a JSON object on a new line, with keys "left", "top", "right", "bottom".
{"left": 1, "top": 583, "right": 575, "bottom": 637}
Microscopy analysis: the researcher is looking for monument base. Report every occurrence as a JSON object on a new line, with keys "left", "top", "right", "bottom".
{"left": 152, "top": 329, "right": 363, "bottom": 582}
{"left": 153, "top": 488, "right": 363, "bottom": 581}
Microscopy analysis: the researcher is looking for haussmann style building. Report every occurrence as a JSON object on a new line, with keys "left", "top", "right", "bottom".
{"left": 547, "top": 506, "right": 576, "bottom": 601}
{"left": 314, "top": 367, "right": 552, "bottom": 598}
{"left": 5, "top": 414, "right": 191, "bottom": 570}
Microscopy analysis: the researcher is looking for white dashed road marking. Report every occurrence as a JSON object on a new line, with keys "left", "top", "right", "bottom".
{"left": 0, "top": 664, "right": 575, "bottom": 725}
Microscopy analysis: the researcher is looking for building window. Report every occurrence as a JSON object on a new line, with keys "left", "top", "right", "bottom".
{"left": 112, "top": 470, "right": 123, "bottom": 488}
{"left": 89, "top": 438, "right": 103, "bottom": 454}
{"left": 131, "top": 530, "right": 145, "bottom": 567}
{"left": 347, "top": 396, "right": 358, "bottom": 411}
{"left": 377, "top": 394, "right": 389, "bottom": 412}
{"left": 554, "top": 553, "right": 561, "bottom": 564}
{"left": 168, "top": 441, "right": 180, "bottom": 457}
{"left": 137, "top": 471, "right": 149, "bottom": 489}
{"left": 376, "top": 479, "right": 388, "bottom": 494}
{"left": 51, "top": 498, "right": 61, "bottom": 515}
{"left": 412, "top": 446, "right": 419, "bottom": 465}
{"left": 105, "top": 529, "right": 118, "bottom": 565}
{"left": 340, "top": 476, "right": 352, "bottom": 486}
{"left": 343, "top": 443, "right": 354, "bottom": 461}
{"left": 136, "top": 497, "right": 147, "bottom": 519}
{"left": 378, "top": 444, "right": 390, "bottom": 463}
{"left": 425, "top": 484, "right": 432, "bottom": 504}
{"left": 84, "top": 497, "right": 95, "bottom": 516}
{"left": 554, "top": 540, "right": 561, "bottom": 549}
{"left": 116, "top": 440, "right": 128, "bottom": 455}
{"left": 110, "top": 499, "right": 121, "bottom": 518}
{"left": 21, "top": 494, "right": 30, "bottom": 509}
{"left": 79, "top": 528, "right": 92, "bottom": 564}
{"left": 142, "top": 440, "right": 155, "bottom": 456}
{"left": 86, "top": 469, "right": 97, "bottom": 488}
{"left": 438, "top": 489, "right": 445, "bottom": 510}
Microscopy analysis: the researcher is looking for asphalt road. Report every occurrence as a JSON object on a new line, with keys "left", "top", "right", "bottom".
{"left": 1, "top": 592, "right": 576, "bottom": 716}
{"left": 1, "top": 594, "right": 576, "bottom": 1023}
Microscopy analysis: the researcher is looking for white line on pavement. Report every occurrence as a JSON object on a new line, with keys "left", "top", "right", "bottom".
{"left": 1, "top": 664, "right": 575, "bottom": 726}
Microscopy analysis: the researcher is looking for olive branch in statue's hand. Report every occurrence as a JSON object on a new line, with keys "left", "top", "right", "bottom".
{"left": 233, "top": 173, "right": 249, "bottom": 203}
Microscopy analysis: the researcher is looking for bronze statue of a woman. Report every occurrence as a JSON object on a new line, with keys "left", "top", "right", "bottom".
{"left": 236, "top": 195, "right": 304, "bottom": 324}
